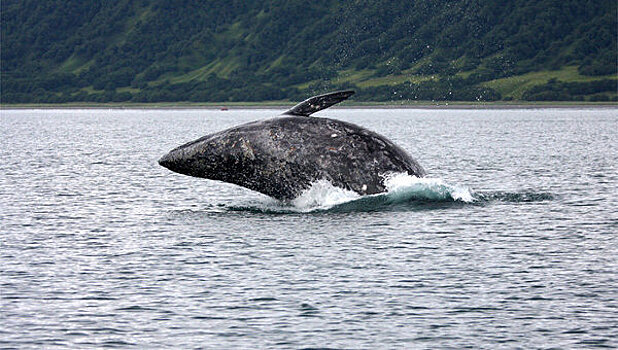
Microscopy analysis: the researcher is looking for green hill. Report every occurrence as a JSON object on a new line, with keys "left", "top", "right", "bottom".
{"left": 1, "top": 0, "right": 616, "bottom": 103}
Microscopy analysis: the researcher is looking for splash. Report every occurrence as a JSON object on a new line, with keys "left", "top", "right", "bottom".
{"left": 253, "top": 173, "right": 475, "bottom": 213}
{"left": 290, "top": 179, "right": 361, "bottom": 210}
{"left": 222, "top": 173, "right": 552, "bottom": 214}
{"left": 382, "top": 172, "right": 475, "bottom": 203}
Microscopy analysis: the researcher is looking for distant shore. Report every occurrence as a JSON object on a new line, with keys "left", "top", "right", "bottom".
{"left": 2, "top": 101, "right": 617, "bottom": 110}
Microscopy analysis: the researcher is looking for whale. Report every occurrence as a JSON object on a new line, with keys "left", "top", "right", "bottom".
{"left": 158, "top": 90, "right": 425, "bottom": 200}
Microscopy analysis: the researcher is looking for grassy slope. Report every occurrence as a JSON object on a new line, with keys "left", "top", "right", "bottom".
{"left": 483, "top": 66, "right": 617, "bottom": 99}
{"left": 42, "top": 3, "right": 614, "bottom": 102}
{"left": 58, "top": 59, "right": 616, "bottom": 103}
{"left": 3, "top": 0, "right": 616, "bottom": 105}
{"left": 62, "top": 54, "right": 615, "bottom": 101}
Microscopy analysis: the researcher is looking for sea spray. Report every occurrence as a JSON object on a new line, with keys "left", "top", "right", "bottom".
{"left": 290, "top": 179, "right": 361, "bottom": 211}
{"left": 382, "top": 173, "right": 475, "bottom": 203}
{"left": 285, "top": 173, "right": 475, "bottom": 212}
{"left": 230, "top": 174, "right": 476, "bottom": 213}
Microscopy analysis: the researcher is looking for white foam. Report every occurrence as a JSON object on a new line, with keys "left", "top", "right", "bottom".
{"left": 382, "top": 172, "right": 475, "bottom": 203}
{"left": 252, "top": 173, "right": 476, "bottom": 213}
{"left": 290, "top": 179, "right": 360, "bottom": 210}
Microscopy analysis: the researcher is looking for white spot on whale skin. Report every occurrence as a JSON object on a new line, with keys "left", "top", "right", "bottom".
{"left": 362, "top": 184, "right": 367, "bottom": 192}
{"left": 240, "top": 139, "right": 255, "bottom": 160}
{"left": 331, "top": 133, "right": 338, "bottom": 138}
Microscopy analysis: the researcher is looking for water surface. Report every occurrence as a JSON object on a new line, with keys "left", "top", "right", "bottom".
{"left": 1, "top": 108, "right": 617, "bottom": 348}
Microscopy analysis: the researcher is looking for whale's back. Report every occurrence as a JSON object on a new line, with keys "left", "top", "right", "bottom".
{"left": 159, "top": 90, "right": 425, "bottom": 201}
{"left": 207, "top": 115, "right": 425, "bottom": 200}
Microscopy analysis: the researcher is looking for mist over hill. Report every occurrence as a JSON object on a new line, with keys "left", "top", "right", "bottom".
{"left": 1, "top": 0, "right": 616, "bottom": 103}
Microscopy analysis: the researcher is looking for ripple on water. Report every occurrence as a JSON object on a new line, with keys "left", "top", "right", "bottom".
{"left": 1, "top": 108, "right": 616, "bottom": 349}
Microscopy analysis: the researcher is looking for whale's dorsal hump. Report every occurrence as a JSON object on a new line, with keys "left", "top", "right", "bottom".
{"left": 283, "top": 90, "right": 355, "bottom": 117}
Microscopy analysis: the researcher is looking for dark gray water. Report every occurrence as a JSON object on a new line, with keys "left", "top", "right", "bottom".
{"left": 1, "top": 108, "right": 617, "bottom": 349}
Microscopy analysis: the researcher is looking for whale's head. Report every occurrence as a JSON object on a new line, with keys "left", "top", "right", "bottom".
{"left": 158, "top": 130, "right": 257, "bottom": 182}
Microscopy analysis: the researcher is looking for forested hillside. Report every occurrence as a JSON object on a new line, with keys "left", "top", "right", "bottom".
{"left": 1, "top": 0, "right": 616, "bottom": 103}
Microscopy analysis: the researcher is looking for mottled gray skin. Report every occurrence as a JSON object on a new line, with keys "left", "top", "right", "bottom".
{"left": 159, "top": 115, "right": 425, "bottom": 201}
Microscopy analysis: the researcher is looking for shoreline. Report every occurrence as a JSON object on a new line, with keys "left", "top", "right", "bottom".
{"left": 1, "top": 101, "right": 617, "bottom": 110}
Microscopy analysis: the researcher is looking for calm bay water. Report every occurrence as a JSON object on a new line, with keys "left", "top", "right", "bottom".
{"left": 1, "top": 107, "right": 617, "bottom": 349}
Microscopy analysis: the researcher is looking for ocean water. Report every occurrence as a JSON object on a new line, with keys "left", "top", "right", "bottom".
{"left": 1, "top": 107, "right": 616, "bottom": 349}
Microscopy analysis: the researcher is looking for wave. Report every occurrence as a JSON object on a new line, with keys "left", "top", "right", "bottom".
{"left": 178, "top": 173, "right": 555, "bottom": 215}
{"left": 227, "top": 173, "right": 485, "bottom": 214}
